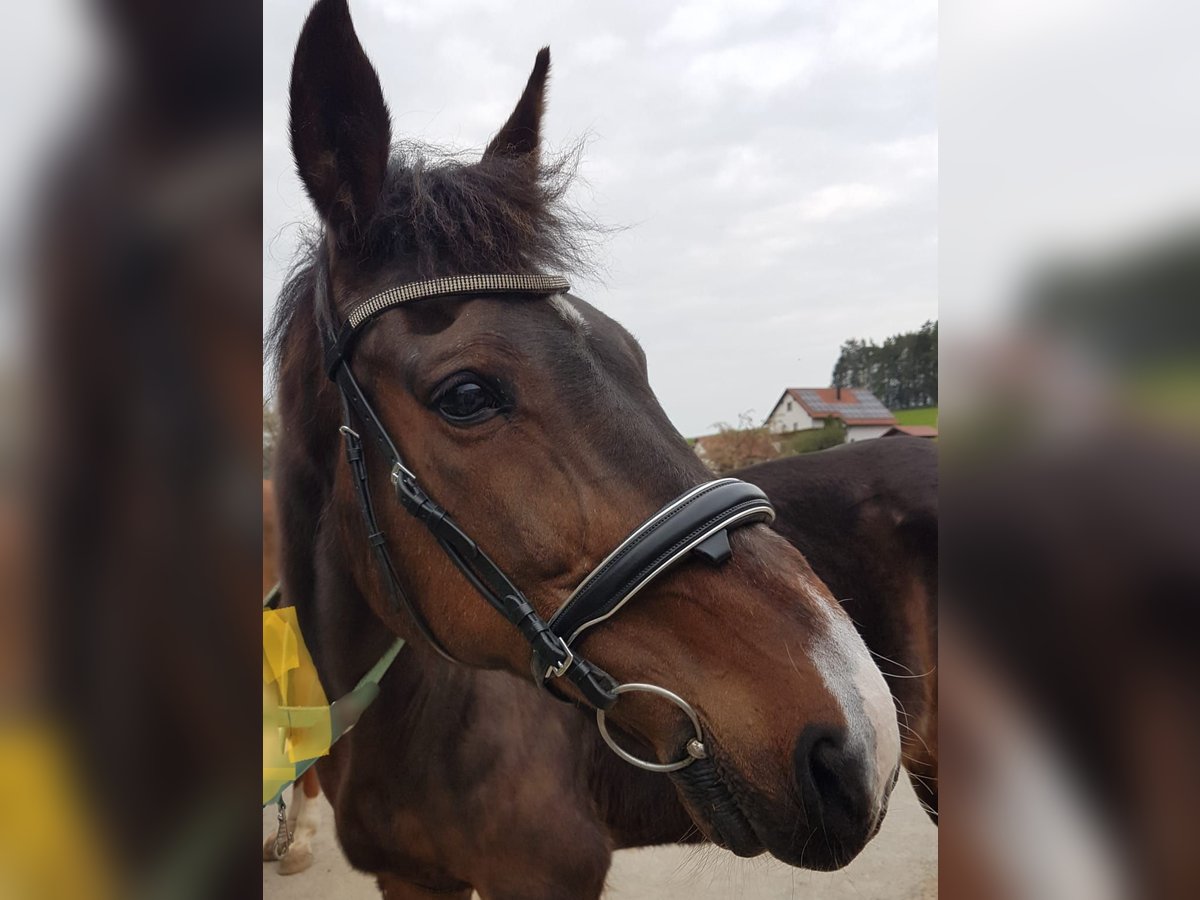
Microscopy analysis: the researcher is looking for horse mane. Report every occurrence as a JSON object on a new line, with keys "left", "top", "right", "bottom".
{"left": 266, "top": 140, "right": 599, "bottom": 378}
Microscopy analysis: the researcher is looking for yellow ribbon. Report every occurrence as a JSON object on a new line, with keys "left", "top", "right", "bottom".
{"left": 262, "top": 608, "right": 331, "bottom": 805}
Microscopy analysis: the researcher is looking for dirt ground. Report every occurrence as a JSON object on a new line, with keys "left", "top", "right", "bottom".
{"left": 262, "top": 774, "right": 937, "bottom": 899}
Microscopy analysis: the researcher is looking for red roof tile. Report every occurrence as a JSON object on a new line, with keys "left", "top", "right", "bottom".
{"left": 883, "top": 425, "right": 938, "bottom": 438}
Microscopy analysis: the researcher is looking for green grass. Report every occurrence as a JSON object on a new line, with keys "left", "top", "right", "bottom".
{"left": 1125, "top": 365, "right": 1200, "bottom": 428}
{"left": 893, "top": 406, "right": 938, "bottom": 427}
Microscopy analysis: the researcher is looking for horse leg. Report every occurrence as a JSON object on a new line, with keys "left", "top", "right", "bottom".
{"left": 262, "top": 773, "right": 321, "bottom": 872}
{"left": 376, "top": 874, "right": 472, "bottom": 900}
{"left": 262, "top": 786, "right": 301, "bottom": 862}
{"left": 277, "top": 771, "right": 321, "bottom": 874}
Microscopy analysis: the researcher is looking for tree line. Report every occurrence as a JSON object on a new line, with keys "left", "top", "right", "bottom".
{"left": 830, "top": 320, "right": 938, "bottom": 410}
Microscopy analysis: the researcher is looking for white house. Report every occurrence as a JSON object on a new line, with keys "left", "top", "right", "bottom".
{"left": 844, "top": 422, "right": 894, "bottom": 442}
{"left": 764, "top": 387, "right": 897, "bottom": 443}
{"left": 766, "top": 393, "right": 815, "bottom": 433}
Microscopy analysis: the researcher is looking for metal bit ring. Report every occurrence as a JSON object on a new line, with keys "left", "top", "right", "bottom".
{"left": 595, "top": 683, "right": 708, "bottom": 773}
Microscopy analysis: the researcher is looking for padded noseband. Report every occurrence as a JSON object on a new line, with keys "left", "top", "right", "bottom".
{"left": 546, "top": 479, "right": 773, "bottom": 651}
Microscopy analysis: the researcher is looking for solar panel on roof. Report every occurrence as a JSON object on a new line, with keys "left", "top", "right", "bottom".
{"left": 788, "top": 388, "right": 894, "bottom": 422}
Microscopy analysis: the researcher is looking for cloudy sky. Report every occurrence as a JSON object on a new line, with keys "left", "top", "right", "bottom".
{"left": 263, "top": 0, "right": 937, "bottom": 437}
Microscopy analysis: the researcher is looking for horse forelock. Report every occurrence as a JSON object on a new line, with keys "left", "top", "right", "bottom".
{"left": 266, "top": 140, "right": 602, "bottom": 391}
{"left": 362, "top": 140, "right": 598, "bottom": 280}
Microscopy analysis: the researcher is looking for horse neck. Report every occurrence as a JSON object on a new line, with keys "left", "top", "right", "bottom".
{"left": 274, "top": 305, "right": 375, "bottom": 692}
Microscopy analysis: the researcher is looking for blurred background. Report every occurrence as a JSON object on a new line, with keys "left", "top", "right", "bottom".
{"left": 0, "top": 1, "right": 260, "bottom": 898}
{"left": 940, "top": 1, "right": 1200, "bottom": 898}
{"left": 0, "top": 1, "right": 1197, "bottom": 898}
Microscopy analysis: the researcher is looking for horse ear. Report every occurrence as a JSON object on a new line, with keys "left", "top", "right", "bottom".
{"left": 289, "top": 0, "right": 391, "bottom": 244}
{"left": 483, "top": 47, "right": 550, "bottom": 164}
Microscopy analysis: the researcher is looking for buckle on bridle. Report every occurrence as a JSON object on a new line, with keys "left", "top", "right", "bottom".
{"left": 544, "top": 639, "right": 574, "bottom": 679}
{"left": 389, "top": 461, "right": 418, "bottom": 487}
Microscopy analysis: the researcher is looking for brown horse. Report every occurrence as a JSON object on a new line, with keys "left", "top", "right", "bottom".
{"left": 262, "top": 440, "right": 937, "bottom": 893}
{"left": 737, "top": 437, "right": 938, "bottom": 821}
{"left": 269, "top": 2, "right": 898, "bottom": 897}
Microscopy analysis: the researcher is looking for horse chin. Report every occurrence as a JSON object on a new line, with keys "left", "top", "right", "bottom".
{"left": 671, "top": 758, "right": 764, "bottom": 858}
{"left": 672, "top": 746, "right": 892, "bottom": 871}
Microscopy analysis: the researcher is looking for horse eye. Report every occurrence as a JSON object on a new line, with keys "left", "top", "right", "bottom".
{"left": 435, "top": 379, "right": 502, "bottom": 424}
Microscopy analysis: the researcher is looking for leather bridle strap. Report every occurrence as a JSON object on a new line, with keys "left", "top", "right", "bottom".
{"left": 336, "top": 385, "right": 457, "bottom": 664}
{"left": 531, "top": 479, "right": 774, "bottom": 691}
{"left": 545, "top": 478, "right": 775, "bottom": 651}
{"left": 325, "top": 273, "right": 571, "bottom": 376}
{"left": 332, "top": 348, "right": 619, "bottom": 709}
{"left": 322, "top": 268, "right": 776, "bottom": 717}
{"left": 319, "top": 265, "right": 617, "bottom": 705}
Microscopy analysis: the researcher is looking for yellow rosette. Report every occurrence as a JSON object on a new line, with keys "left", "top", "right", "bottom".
{"left": 263, "top": 607, "right": 331, "bottom": 805}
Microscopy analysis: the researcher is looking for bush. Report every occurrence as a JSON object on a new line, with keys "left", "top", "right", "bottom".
{"left": 701, "top": 413, "right": 781, "bottom": 473}
{"left": 777, "top": 419, "right": 847, "bottom": 455}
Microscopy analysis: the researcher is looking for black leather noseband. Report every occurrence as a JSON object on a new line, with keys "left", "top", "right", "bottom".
{"left": 322, "top": 266, "right": 775, "bottom": 716}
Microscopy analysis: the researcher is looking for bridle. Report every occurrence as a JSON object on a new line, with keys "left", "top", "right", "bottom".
{"left": 320, "top": 260, "right": 775, "bottom": 771}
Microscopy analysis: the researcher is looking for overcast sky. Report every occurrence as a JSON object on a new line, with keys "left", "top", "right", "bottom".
{"left": 263, "top": 0, "right": 937, "bottom": 437}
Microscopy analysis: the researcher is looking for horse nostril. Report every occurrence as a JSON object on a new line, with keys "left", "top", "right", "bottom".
{"left": 794, "top": 723, "right": 875, "bottom": 855}
{"left": 809, "top": 731, "right": 843, "bottom": 800}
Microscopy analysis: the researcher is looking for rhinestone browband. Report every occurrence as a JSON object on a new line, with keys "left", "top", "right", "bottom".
{"left": 347, "top": 273, "right": 571, "bottom": 328}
